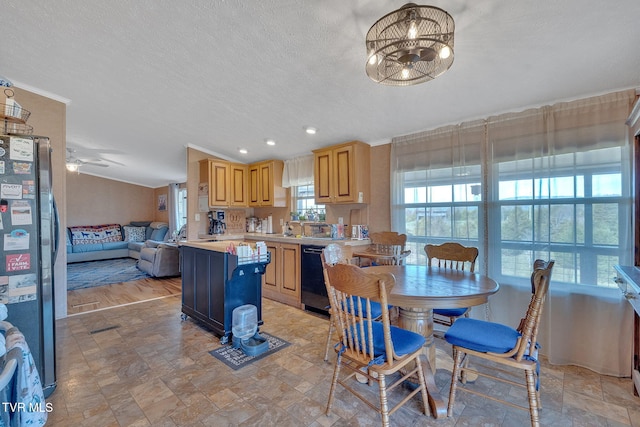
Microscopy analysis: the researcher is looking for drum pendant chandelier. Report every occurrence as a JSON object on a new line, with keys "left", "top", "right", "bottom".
{"left": 365, "top": 3, "right": 455, "bottom": 86}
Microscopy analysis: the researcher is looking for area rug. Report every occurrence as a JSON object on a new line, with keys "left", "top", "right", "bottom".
{"left": 67, "top": 258, "right": 151, "bottom": 291}
{"left": 210, "top": 332, "right": 290, "bottom": 370}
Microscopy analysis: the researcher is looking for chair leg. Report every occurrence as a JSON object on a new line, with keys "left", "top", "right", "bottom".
{"left": 460, "top": 353, "right": 470, "bottom": 384}
{"left": 525, "top": 369, "right": 540, "bottom": 427}
{"left": 378, "top": 373, "right": 390, "bottom": 427}
{"left": 323, "top": 315, "right": 335, "bottom": 362}
{"left": 326, "top": 352, "right": 342, "bottom": 415}
{"left": 416, "top": 354, "right": 431, "bottom": 416}
{"left": 448, "top": 348, "right": 463, "bottom": 417}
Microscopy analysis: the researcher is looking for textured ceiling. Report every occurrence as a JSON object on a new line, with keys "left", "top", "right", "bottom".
{"left": 2, "top": 0, "right": 639, "bottom": 188}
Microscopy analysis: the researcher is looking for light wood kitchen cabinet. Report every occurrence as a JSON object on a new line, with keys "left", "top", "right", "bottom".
{"left": 200, "top": 159, "right": 248, "bottom": 207}
{"left": 229, "top": 163, "right": 248, "bottom": 206}
{"left": 262, "top": 242, "right": 300, "bottom": 307}
{"left": 313, "top": 140, "right": 370, "bottom": 204}
{"left": 248, "top": 160, "right": 287, "bottom": 207}
{"left": 200, "top": 159, "right": 230, "bottom": 207}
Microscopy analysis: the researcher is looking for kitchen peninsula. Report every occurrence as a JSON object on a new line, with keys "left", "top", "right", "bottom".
{"left": 180, "top": 237, "right": 370, "bottom": 342}
{"left": 180, "top": 240, "right": 269, "bottom": 344}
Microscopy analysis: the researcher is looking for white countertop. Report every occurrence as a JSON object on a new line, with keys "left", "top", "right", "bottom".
{"left": 181, "top": 240, "right": 245, "bottom": 252}
{"left": 243, "top": 233, "right": 371, "bottom": 247}
{"left": 184, "top": 234, "right": 370, "bottom": 249}
{"left": 197, "top": 233, "right": 246, "bottom": 241}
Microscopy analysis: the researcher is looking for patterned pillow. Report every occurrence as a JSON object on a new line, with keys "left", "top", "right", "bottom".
{"left": 70, "top": 224, "right": 122, "bottom": 245}
{"left": 123, "top": 226, "right": 146, "bottom": 242}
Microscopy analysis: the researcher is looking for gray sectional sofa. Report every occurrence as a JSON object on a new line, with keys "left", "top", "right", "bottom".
{"left": 66, "top": 221, "right": 170, "bottom": 263}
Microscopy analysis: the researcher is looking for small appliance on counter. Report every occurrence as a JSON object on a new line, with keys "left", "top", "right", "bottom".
{"left": 246, "top": 216, "right": 258, "bottom": 233}
{"left": 261, "top": 215, "right": 274, "bottom": 234}
{"left": 330, "top": 224, "right": 345, "bottom": 240}
{"left": 351, "top": 225, "right": 369, "bottom": 240}
{"left": 208, "top": 210, "right": 227, "bottom": 235}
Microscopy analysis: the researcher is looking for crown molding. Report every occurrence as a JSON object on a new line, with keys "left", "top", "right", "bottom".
{"left": 11, "top": 80, "right": 71, "bottom": 105}
{"left": 186, "top": 143, "right": 243, "bottom": 163}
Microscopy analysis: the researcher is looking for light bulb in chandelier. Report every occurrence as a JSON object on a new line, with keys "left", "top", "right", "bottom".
{"left": 439, "top": 45, "right": 451, "bottom": 59}
{"left": 407, "top": 20, "right": 418, "bottom": 39}
{"left": 367, "top": 42, "right": 379, "bottom": 65}
{"left": 401, "top": 66, "right": 411, "bottom": 79}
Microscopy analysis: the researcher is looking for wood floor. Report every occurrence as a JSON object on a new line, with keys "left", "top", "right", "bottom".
{"left": 67, "top": 275, "right": 182, "bottom": 316}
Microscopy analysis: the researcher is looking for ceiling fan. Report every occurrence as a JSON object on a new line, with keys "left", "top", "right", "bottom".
{"left": 66, "top": 148, "right": 108, "bottom": 172}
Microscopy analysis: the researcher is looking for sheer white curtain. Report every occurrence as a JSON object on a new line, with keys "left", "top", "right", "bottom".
{"left": 391, "top": 90, "right": 636, "bottom": 376}
{"left": 168, "top": 183, "right": 180, "bottom": 238}
{"left": 282, "top": 155, "right": 314, "bottom": 188}
{"left": 390, "top": 121, "right": 485, "bottom": 265}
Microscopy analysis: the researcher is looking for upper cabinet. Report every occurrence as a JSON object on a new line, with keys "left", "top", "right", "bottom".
{"left": 248, "top": 160, "right": 287, "bottom": 207}
{"left": 200, "top": 159, "right": 229, "bottom": 207}
{"left": 313, "top": 140, "right": 370, "bottom": 204}
{"left": 229, "top": 163, "right": 248, "bottom": 207}
{"left": 200, "top": 159, "right": 248, "bottom": 207}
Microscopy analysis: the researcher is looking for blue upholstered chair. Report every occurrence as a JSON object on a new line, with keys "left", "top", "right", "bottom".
{"left": 323, "top": 262, "right": 429, "bottom": 427}
{"left": 425, "top": 243, "right": 479, "bottom": 329}
{"left": 444, "top": 259, "right": 554, "bottom": 427}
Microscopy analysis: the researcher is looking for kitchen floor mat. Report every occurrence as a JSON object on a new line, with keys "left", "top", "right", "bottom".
{"left": 209, "top": 332, "right": 290, "bottom": 370}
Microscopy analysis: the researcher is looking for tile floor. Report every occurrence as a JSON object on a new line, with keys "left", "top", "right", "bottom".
{"left": 46, "top": 295, "right": 640, "bottom": 426}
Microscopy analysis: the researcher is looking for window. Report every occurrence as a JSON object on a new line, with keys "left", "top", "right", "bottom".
{"left": 400, "top": 166, "right": 482, "bottom": 265}
{"left": 394, "top": 145, "right": 630, "bottom": 288}
{"left": 292, "top": 184, "right": 325, "bottom": 220}
{"left": 391, "top": 91, "right": 633, "bottom": 289}
{"left": 494, "top": 148, "right": 626, "bottom": 287}
{"left": 177, "top": 187, "right": 187, "bottom": 229}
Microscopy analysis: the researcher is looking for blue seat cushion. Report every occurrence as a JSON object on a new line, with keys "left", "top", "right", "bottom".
{"left": 353, "top": 321, "right": 425, "bottom": 361}
{"left": 434, "top": 307, "right": 468, "bottom": 317}
{"left": 444, "top": 318, "right": 521, "bottom": 354}
{"left": 102, "top": 241, "right": 128, "bottom": 250}
{"left": 72, "top": 243, "right": 104, "bottom": 253}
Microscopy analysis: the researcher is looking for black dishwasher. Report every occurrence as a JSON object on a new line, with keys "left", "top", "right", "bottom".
{"left": 300, "top": 245, "right": 329, "bottom": 316}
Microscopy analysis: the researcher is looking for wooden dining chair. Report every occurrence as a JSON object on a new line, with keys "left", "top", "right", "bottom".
{"left": 424, "top": 242, "right": 479, "bottom": 328}
{"left": 369, "top": 232, "right": 411, "bottom": 265}
{"left": 323, "top": 262, "right": 430, "bottom": 426}
{"left": 445, "top": 260, "right": 554, "bottom": 427}
{"left": 321, "top": 243, "right": 357, "bottom": 361}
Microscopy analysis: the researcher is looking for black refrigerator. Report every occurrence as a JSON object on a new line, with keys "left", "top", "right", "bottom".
{"left": 0, "top": 134, "right": 57, "bottom": 397}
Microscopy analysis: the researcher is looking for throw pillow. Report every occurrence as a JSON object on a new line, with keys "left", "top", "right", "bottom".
{"left": 70, "top": 224, "right": 122, "bottom": 245}
{"left": 150, "top": 227, "right": 168, "bottom": 241}
{"left": 123, "top": 226, "right": 146, "bottom": 242}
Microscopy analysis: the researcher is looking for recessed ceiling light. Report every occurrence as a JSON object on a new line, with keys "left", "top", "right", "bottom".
{"left": 238, "top": 148, "right": 248, "bottom": 154}
{"left": 304, "top": 126, "right": 317, "bottom": 135}
{"left": 265, "top": 139, "right": 276, "bottom": 146}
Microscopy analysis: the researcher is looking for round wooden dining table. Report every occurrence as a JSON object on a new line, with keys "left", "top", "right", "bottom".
{"left": 366, "top": 264, "right": 499, "bottom": 419}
